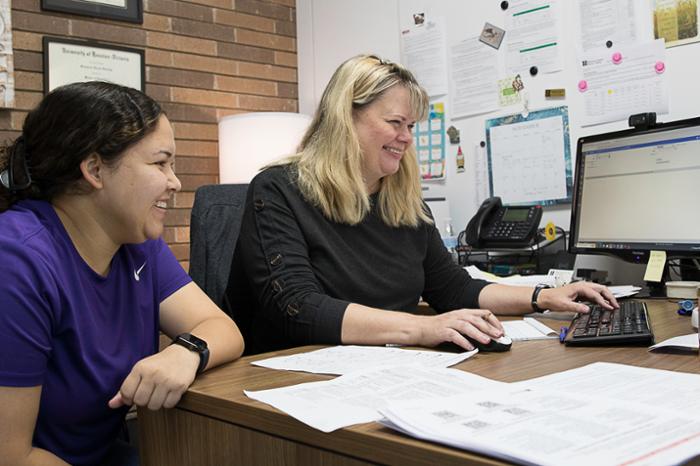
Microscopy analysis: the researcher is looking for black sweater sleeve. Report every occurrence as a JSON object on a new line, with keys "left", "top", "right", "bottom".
{"left": 421, "top": 212, "right": 492, "bottom": 312}
{"left": 233, "top": 168, "right": 349, "bottom": 347}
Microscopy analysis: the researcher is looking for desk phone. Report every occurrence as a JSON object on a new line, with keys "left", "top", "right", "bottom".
{"left": 465, "top": 197, "right": 542, "bottom": 248}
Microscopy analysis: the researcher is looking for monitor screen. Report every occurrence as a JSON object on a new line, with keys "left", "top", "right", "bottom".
{"left": 569, "top": 117, "right": 700, "bottom": 262}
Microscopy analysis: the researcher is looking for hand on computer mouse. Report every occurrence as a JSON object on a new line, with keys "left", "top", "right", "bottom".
{"left": 437, "top": 334, "right": 512, "bottom": 353}
{"left": 464, "top": 334, "right": 512, "bottom": 352}
{"left": 420, "top": 308, "right": 505, "bottom": 352}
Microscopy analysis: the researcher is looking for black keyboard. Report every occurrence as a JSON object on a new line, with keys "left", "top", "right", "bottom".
{"left": 564, "top": 301, "right": 654, "bottom": 346}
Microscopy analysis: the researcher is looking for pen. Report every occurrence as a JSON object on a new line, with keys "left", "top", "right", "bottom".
{"left": 559, "top": 326, "right": 568, "bottom": 343}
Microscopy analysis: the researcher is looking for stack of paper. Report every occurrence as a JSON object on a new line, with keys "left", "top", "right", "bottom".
{"left": 380, "top": 363, "right": 700, "bottom": 465}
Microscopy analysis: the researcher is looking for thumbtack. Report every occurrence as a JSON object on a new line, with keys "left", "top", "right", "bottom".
{"left": 655, "top": 61, "right": 665, "bottom": 74}
{"left": 612, "top": 52, "right": 622, "bottom": 64}
{"left": 577, "top": 80, "right": 588, "bottom": 92}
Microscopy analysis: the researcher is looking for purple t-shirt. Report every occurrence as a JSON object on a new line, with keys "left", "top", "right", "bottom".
{"left": 0, "top": 200, "right": 191, "bottom": 465}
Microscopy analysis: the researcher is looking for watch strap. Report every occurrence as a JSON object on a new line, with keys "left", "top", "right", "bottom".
{"left": 172, "top": 333, "right": 210, "bottom": 374}
{"left": 531, "top": 284, "right": 551, "bottom": 313}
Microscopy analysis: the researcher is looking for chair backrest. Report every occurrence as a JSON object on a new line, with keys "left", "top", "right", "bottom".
{"left": 189, "top": 183, "right": 248, "bottom": 310}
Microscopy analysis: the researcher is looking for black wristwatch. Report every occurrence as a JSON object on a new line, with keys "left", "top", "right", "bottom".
{"left": 531, "top": 284, "right": 551, "bottom": 313}
{"left": 172, "top": 333, "right": 210, "bottom": 374}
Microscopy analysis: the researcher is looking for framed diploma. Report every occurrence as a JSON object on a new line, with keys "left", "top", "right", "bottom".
{"left": 41, "top": 0, "right": 142, "bottom": 23}
{"left": 43, "top": 37, "right": 145, "bottom": 94}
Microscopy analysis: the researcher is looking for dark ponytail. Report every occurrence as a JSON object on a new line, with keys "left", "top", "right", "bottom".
{"left": 0, "top": 81, "right": 162, "bottom": 212}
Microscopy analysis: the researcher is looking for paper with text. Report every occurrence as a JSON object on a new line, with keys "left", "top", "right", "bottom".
{"left": 449, "top": 36, "right": 499, "bottom": 118}
{"left": 579, "top": 39, "right": 668, "bottom": 126}
{"left": 381, "top": 377, "right": 700, "bottom": 466}
{"left": 245, "top": 366, "right": 507, "bottom": 433}
{"left": 252, "top": 345, "right": 477, "bottom": 375}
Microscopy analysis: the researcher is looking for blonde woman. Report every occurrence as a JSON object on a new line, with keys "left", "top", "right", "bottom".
{"left": 226, "top": 54, "right": 616, "bottom": 355}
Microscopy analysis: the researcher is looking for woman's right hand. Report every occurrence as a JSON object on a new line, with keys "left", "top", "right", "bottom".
{"left": 417, "top": 309, "right": 504, "bottom": 351}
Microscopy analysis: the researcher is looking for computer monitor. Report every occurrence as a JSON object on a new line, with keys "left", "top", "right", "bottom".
{"left": 569, "top": 116, "right": 700, "bottom": 265}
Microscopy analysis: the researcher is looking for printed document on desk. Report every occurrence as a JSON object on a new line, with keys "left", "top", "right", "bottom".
{"left": 252, "top": 345, "right": 477, "bottom": 375}
{"left": 380, "top": 382, "right": 700, "bottom": 466}
{"left": 245, "top": 366, "right": 506, "bottom": 433}
{"left": 502, "top": 317, "right": 557, "bottom": 340}
{"left": 516, "top": 362, "right": 700, "bottom": 411}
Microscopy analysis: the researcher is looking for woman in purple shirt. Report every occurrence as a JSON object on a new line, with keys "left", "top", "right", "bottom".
{"left": 0, "top": 82, "right": 244, "bottom": 465}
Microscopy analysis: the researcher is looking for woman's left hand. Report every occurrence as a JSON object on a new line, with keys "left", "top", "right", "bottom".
{"left": 538, "top": 281, "right": 619, "bottom": 314}
{"left": 107, "top": 344, "right": 200, "bottom": 411}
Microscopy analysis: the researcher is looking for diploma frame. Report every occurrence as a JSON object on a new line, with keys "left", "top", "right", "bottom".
{"left": 41, "top": 0, "right": 142, "bottom": 24}
{"left": 43, "top": 37, "right": 145, "bottom": 94}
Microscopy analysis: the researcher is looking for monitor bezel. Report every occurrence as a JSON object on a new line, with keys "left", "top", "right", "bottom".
{"left": 569, "top": 116, "right": 700, "bottom": 264}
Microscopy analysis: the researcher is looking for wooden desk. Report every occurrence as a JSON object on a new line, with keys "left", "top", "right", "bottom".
{"left": 139, "top": 300, "right": 699, "bottom": 465}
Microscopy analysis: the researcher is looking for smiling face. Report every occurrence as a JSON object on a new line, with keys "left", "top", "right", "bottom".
{"left": 353, "top": 85, "right": 416, "bottom": 193}
{"left": 98, "top": 115, "right": 181, "bottom": 245}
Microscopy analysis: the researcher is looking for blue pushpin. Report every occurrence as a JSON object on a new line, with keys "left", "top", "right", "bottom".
{"left": 677, "top": 300, "right": 695, "bottom": 316}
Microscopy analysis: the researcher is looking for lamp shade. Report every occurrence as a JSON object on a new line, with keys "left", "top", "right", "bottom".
{"left": 218, "top": 112, "right": 312, "bottom": 184}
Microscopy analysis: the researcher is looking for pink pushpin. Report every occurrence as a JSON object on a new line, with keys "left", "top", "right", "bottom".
{"left": 655, "top": 61, "right": 665, "bottom": 73}
{"left": 612, "top": 52, "right": 622, "bottom": 64}
{"left": 578, "top": 80, "right": 588, "bottom": 92}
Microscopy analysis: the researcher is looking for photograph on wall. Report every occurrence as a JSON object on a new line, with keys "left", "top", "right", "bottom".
{"left": 43, "top": 37, "right": 144, "bottom": 93}
{"left": 415, "top": 102, "right": 446, "bottom": 180}
{"left": 653, "top": 0, "right": 699, "bottom": 47}
{"left": 41, "top": 0, "right": 143, "bottom": 23}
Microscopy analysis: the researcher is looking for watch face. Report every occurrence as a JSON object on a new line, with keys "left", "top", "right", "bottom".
{"left": 177, "top": 333, "right": 207, "bottom": 352}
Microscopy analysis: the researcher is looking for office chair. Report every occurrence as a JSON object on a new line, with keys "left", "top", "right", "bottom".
{"left": 189, "top": 183, "right": 248, "bottom": 310}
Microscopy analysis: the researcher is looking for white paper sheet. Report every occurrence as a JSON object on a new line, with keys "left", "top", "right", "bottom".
{"left": 381, "top": 381, "right": 700, "bottom": 466}
{"left": 517, "top": 362, "right": 700, "bottom": 411}
{"left": 400, "top": 20, "right": 448, "bottom": 97}
{"left": 502, "top": 318, "right": 558, "bottom": 340}
{"left": 649, "top": 333, "right": 699, "bottom": 352}
{"left": 578, "top": 39, "right": 668, "bottom": 126}
{"left": 575, "top": 0, "right": 646, "bottom": 53}
{"left": 449, "top": 36, "right": 499, "bottom": 118}
{"left": 252, "top": 345, "right": 477, "bottom": 375}
{"left": 505, "top": 0, "right": 563, "bottom": 74}
{"left": 245, "top": 366, "right": 507, "bottom": 432}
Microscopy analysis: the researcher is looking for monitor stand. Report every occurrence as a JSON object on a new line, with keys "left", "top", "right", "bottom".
{"left": 635, "top": 264, "right": 670, "bottom": 298}
{"left": 638, "top": 281, "right": 666, "bottom": 298}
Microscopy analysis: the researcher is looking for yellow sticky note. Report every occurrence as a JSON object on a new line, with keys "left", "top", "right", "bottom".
{"left": 644, "top": 250, "right": 666, "bottom": 282}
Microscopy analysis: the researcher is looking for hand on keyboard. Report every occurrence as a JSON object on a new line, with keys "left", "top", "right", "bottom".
{"left": 537, "top": 282, "right": 619, "bottom": 314}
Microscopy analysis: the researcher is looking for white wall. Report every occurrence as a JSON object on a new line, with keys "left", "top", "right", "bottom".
{"left": 296, "top": 0, "right": 700, "bottom": 285}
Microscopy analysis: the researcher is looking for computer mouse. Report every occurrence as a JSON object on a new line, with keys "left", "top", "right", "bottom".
{"left": 467, "top": 334, "right": 512, "bottom": 352}
{"left": 437, "top": 335, "right": 512, "bottom": 353}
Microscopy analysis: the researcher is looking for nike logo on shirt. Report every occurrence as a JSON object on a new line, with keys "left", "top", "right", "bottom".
{"left": 134, "top": 262, "right": 147, "bottom": 281}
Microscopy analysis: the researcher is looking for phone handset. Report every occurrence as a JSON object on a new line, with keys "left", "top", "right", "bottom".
{"left": 464, "top": 197, "right": 502, "bottom": 248}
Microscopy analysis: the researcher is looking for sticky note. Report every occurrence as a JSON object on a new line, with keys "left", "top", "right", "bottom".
{"left": 644, "top": 250, "right": 666, "bottom": 282}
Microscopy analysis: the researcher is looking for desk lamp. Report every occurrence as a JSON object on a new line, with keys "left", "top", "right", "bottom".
{"left": 218, "top": 112, "right": 312, "bottom": 183}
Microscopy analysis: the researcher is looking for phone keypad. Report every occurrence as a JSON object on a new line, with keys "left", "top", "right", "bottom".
{"left": 485, "top": 208, "right": 537, "bottom": 241}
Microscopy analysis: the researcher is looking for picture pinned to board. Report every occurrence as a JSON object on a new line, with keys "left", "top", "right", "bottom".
{"left": 415, "top": 102, "right": 446, "bottom": 180}
{"left": 412, "top": 12, "right": 425, "bottom": 26}
{"left": 653, "top": 0, "right": 700, "bottom": 48}
{"left": 479, "top": 22, "right": 506, "bottom": 49}
{"left": 497, "top": 75, "right": 524, "bottom": 107}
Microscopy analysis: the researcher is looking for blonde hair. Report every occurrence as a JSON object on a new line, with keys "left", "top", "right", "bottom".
{"left": 282, "top": 54, "right": 431, "bottom": 227}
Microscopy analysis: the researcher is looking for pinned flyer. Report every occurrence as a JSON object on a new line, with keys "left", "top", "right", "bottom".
{"left": 643, "top": 250, "right": 666, "bottom": 282}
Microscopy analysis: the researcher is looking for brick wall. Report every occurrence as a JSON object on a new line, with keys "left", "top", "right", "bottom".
{"left": 7, "top": 0, "right": 298, "bottom": 270}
